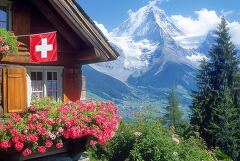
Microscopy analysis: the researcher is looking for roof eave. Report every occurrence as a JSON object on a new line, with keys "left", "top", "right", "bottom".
{"left": 49, "top": 0, "right": 119, "bottom": 62}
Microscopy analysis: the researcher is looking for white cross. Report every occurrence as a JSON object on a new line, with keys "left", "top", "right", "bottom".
{"left": 35, "top": 38, "right": 53, "bottom": 58}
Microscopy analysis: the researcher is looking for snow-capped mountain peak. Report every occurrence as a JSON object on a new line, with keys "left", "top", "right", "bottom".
{"left": 112, "top": 2, "right": 184, "bottom": 38}
{"left": 90, "top": 2, "right": 200, "bottom": 82}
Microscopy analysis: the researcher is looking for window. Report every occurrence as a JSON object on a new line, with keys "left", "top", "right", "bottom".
{"left": 46, "top": 71, "right": 58, "bottom": 100}
{"left": 0, "top": 6, "right": 8, "bottom": 29}
{"left": 30, "top": 72, "right": 43, "bottom": 99}
{"left": 27, "top": 67, "right": 63, "bottom": 104}
{"left": 0, "top": 1, "right": 11, "bottom": 30}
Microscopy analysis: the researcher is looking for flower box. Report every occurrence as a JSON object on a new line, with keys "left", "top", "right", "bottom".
{"left": 0, "top": 98, "right": 121, "bottom": 160}
{"left": 0, "top": 138, "right": 87, "bottom": 161}
{"left": 0, "top": 29, "right": 18, "bottom": 57}
{"left": 0, "top": 142, "right": 67, "bottom": 161}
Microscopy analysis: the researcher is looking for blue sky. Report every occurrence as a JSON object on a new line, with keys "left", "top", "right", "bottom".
{"left": 77, "top": 0, "right": 240, "bottom": 73}
{"left": 78, "top": 0, "right": 240, "bottom": 31}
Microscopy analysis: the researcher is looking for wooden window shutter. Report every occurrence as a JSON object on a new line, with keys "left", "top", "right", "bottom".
{"left": 6, "top": 66, "right": 27, "bottom": 113}
{"left": 63, "top": 67, "right": 80, "bottom": 102}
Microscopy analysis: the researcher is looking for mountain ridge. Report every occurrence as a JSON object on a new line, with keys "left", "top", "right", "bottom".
{"left": 83, "top": 2, "right": 239, "bottom": 117}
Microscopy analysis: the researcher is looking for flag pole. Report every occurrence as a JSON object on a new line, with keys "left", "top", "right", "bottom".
{"left": 8, "top": 31, "right": 57, "bottom": 38}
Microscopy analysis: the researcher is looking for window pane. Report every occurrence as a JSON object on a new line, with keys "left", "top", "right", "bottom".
{"left": 46, "top": 71, "right": 57, "bottom": 100}
{"left": 30, "top": 72, "right": 43, "bottom": 101}
{"left": 53, "top": 72, "right": 57, "bottom": 80}
{"left": 47, "top": 81, "right": 57, "bottom": 99}
{"left": 31, "top": 81, "right": 43, "bottom": 91}
{"left": 35, "top": 81, "right": 43, "bottom": 91}
{"left": 37, "top": 72, "right": 42, "bottom": 80}
{"left": 30, "top": 70, "right": 60, "bottom": 101}
{"left": 31, "top": 72, "right": 36, "bottom": 80}
{"left": 0, "top": 6, "right": 7, "bottom": 29}
{"left": 51, "top": 81, "right": 57, "bottom": 90}
{"left": 31, "top": 72, "right": 43, "bottom": 88}
{"left": 47, "top": 72, "right": 52, "bottom": 80}
{"left": 32, "top": 92, "right": 43, "bottom": 100}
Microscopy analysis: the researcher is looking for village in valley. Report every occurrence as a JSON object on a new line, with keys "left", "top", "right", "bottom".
{"left": 0, "top": 0, "right": 240, "bottom": 161}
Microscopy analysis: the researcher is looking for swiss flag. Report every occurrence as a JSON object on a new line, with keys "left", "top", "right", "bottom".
{"left": 30, "top": 32, "right": 57, "bottom": 63}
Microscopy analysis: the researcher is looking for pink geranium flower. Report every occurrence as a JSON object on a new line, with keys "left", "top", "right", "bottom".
{"left": 0, "top": 140, "right": 9, "bottom": 149}
{"left": 22, "top": 148, "right": 32, "bottom": 157}
{"left": 56, "top": 142, "right": 63, "bottom": 149}
{"left": 45, "top": 141, "right": 53, "bottom": 148}
{"left": 0, "top": 99, "right": 122, "bottom": 158}
{"left": 14, "top": 142, "right": 24, "bottom": 151}
{"left": 37, "top": 146, "right": 46, "bottom": 153}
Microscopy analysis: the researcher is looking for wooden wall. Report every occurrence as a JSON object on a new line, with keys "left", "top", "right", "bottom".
{"left": 0, "top": 0, "right": 92, "bottom": 66}
{"left": 0, "top": 65, "right": 84, "bottom": 114}
{"left": 62, "top": 66, "right": 86, "bottom": 103}
{"left": 12, "top": 2, "right": 31, "bottom": 46}
{"left": 63, "top": 66, "right": 81, "bottom": 102}
{"left": 0, "top": 1, "right": 93, "bottom": 113}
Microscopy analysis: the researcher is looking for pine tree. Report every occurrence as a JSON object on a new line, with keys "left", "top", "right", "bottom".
{"left": 164, "top": 89, "right": 183, "bottom": 127}
{"left": 191, "top": 60, "right": 212, "bottom": 136}
{"left": 208, "top": 17, "right": 239, "bottom": 91}
{"left": 190, "top": 17, "right": 240, "bottom": 160}
{"left": 209, "top": 90, "right": 240, "bottom": 159}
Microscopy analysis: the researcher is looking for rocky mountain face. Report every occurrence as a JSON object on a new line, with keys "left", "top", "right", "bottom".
{"left": 83, "top": 2, "right": 239, "bottom": 117}
{"left": 197, "top": 30, "right": 217, "bottom": 56}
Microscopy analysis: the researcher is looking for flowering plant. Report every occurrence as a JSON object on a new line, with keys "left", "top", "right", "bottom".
{"left": 0, "top": 99, "right": 122, "bottom": 157}
{"left": 0, "top": 29, "right": 18, "bottom": 56}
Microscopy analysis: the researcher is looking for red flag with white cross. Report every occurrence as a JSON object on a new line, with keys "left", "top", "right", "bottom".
{"left": 30, "top": 32, "right": 57, "bottom": 63}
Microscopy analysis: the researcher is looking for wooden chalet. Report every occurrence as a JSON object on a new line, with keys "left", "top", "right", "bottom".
{"left": 0, "top": 0, "right": 119, "bottom": 114}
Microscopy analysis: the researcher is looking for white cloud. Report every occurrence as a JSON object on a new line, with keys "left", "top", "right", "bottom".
{"left": 171, "top": 8, "right": 240, "bottom": 45}
{"left": 186, "top": 53, "right": 208, "bottom": 63}
{"left": 174, "top": 35, "right": 206, "bottom": 49}
{"left": 229, "top": 21, "right": 240, "bottom": 44}
{"left": 171, "top": 9, "right": 220, "bottom": 36}
{"left": 94, "top": 21, "right": 111, "bottom": 38}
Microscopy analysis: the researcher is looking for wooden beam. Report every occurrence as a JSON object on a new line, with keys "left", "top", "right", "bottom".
{"left": 76, "top": 48, "right": 98, "bottom": 61}
{"left": 30, "top": 0, "right": 81, "bottom": 50}
{"left": 49, "top": 0, "right": 92, "bottom": 47}
{"left": 49, "top": 0, "right": 118, "bottom": 60}
{"left": 0, "top": 55, "right": 30, "bottom": 64}
{"left": 51, "top": 0, "right": 105, "bottom": 51}
{"left": 73, "top": 47, "right": 106, "bottom": 61}
{"left": 0, "top": 47, "right": 106, "bottom": 65}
